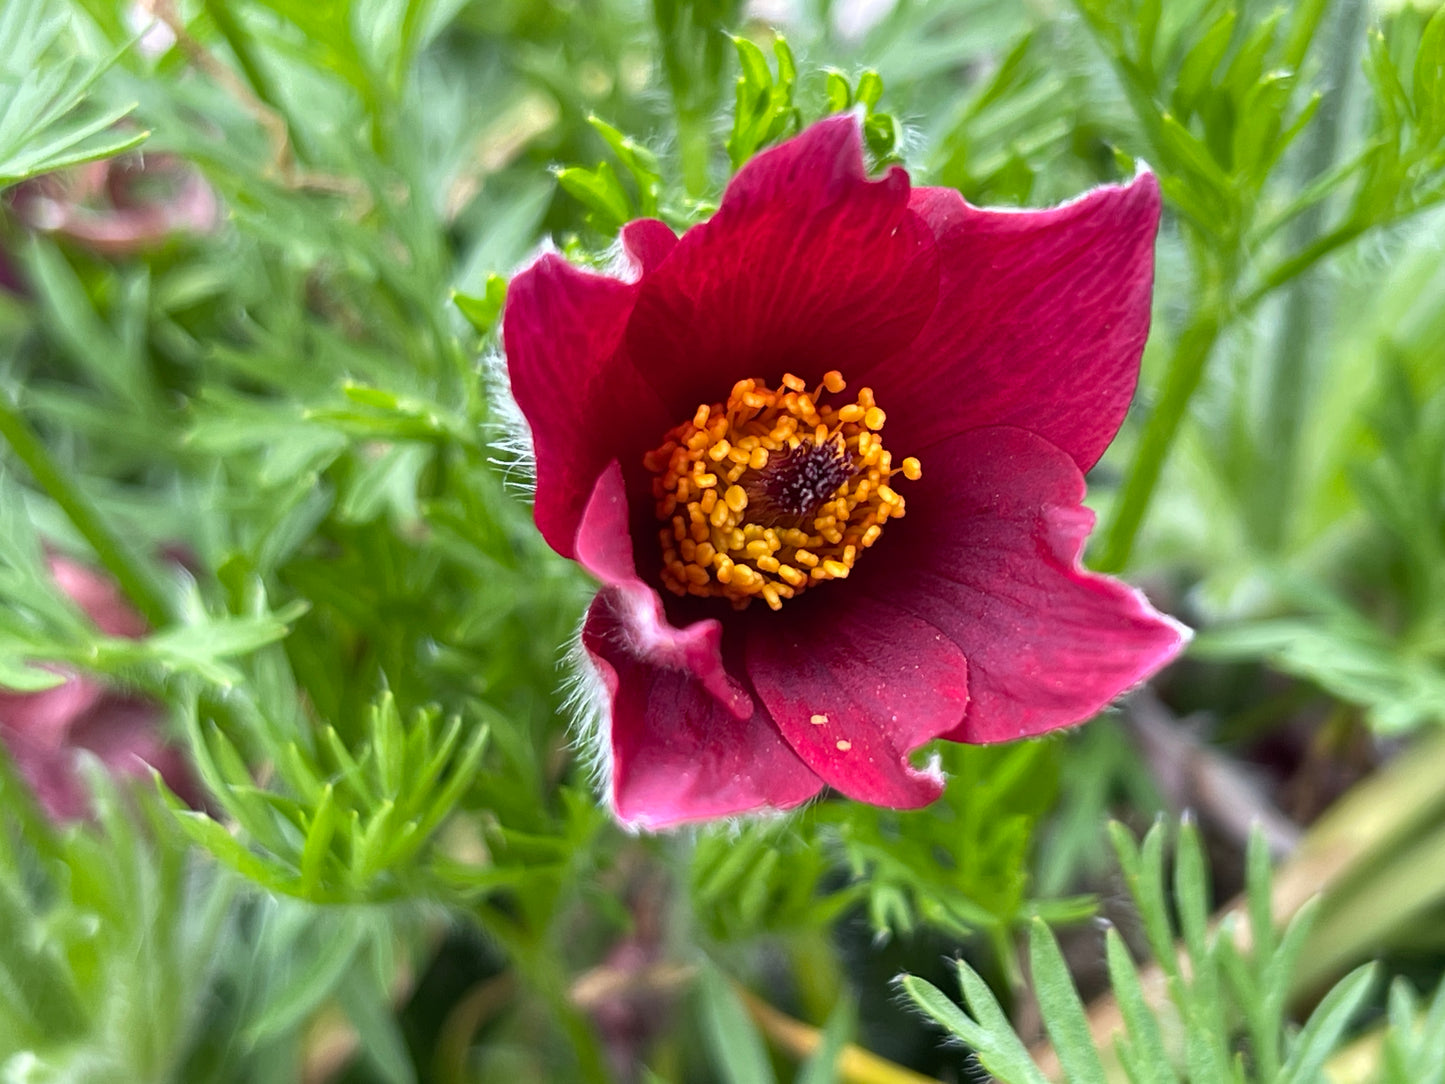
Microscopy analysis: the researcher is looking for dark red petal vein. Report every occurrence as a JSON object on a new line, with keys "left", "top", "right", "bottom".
{"left": 869, "top": 174, "right": 1160, "bottom": 471}
{"left": 625, "top": 114, "right": 940, "bottom": 415}
{"left": 868, "top": 426, "right": 1187, "bottom": 742}
{"left": 745, "top": 600, "right": 969, "bottom": 807}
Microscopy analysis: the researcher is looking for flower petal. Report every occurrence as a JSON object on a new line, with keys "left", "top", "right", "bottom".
{"left": 574, "top": 463, "right": 751, "bottom": 716}
{"left": 0, "top": 679, "right": 101, "bottom": 749}
{"left": 503, "top": 255, "right": 672, "bottom": 558}
{"left": 625, "top": 114, "right": 939, "bottom": 416}
{"left": 574, "top": 464, "right": 824, "bottom": 826}
{"left": 870, "top": 426, "right": 1187, "bottom": 742}
{"left": 69, "top": 695, "right": 203, "bottom": 807}
{"left": 8, "top": 744, "right": 91, "bottom": 822}
{"left": 746, "top": 601, "right": 968, "bottom": 808}
{"left": 50, "top": 555, "right": 147, "bottom": 638}
{"left": 619, "top": 219, "right": 677, "bottom": 274}
{"left": 583, "top": 599, "right": 824, "bottom": 828}
{"left": 868, "top": 174, "right": 1161, "bottom": 471}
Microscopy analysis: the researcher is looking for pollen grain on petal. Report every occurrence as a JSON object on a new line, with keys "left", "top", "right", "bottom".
{"left": 646, "top": 372, "right": 918, "bottom": 610}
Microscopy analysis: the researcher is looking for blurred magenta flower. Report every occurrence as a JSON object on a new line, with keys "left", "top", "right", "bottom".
{"left": 0, "top": 557, "right": 197, "bottom": 822}
{"left": 9, "top": 152, "right": 218, "bottom": 257}
{"left": 503, "top": 115, "right": 1187, "bottom": 828}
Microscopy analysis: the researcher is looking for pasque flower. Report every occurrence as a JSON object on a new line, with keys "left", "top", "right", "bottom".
{"left": 504, "top": 115, "right": 1186, "bottom": 828}
{"left": 0, "top": 557, "right": 199, "bottom": 822}
{"left": 9, "top": 152, "right": 218, "bottom": 258}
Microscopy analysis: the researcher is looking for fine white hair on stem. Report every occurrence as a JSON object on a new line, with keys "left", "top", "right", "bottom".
{"left": 478, "top": 238, "right": 571, "bottom": 499}
{"left": 480, "top": 236, "right": 651, "bottom": 499}
{"left": 558, "top": 607, "right": 829, "bottom": 834}
{"left": 479, "top": 347, "right": 537, "bottom": 500}
{"left": 559, "top": 612, "right": 616, "bottom": 815}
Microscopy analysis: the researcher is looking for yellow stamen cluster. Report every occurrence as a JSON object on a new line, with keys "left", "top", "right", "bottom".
{"left": 642, "top": 370, "right": 921, "bottom": 610}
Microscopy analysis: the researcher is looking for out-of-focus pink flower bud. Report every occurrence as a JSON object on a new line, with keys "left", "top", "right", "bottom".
{"left": 10, "top": 152, "right": 219, "bottom": 258}
{"left": 0, "top": 556, "right": 200, "bottom": 822}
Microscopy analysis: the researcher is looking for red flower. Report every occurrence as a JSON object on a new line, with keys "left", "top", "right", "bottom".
{"left": 10, "top": 153, "right": 218, "bottom": 258}
{"left": 0, "top": 557, "right": 199, "bottom": 823}
{"left": 503, "top": 116, "right": 1186, "bottom": 828}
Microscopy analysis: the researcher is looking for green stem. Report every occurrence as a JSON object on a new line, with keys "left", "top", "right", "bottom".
{"left": 1238, "top": 221, "right": 1367, "bottom": 313}
{"left": 1254, "top": 0, "right": 1365, "bottom": 551}
{"left": 677, "top": 109, "right": 712, "bottom": 199}
{"left": 472, "top": 904, "right": 617, "bottom": 1084}
{"left": 1095, "top": 309, "right": 1223, "bottom": 573}
{"left": 0, "top": 393, "right": 171, "bottom": 628}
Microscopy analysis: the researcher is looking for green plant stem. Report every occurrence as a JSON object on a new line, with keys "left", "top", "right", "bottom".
{"left": 1239, "top": 221, "right": 1368, "bottom": 312}
{"left": 1255, "top": 0, "right": 1366, "bottom": 551}
{"left": 1095, "top": 308, "right": 1222, "bottom": 572}
{"left": 677, "top": 109, "right": 711, "bottom": 198}
{"left": 0, "top": 393, "right": 171, "bottom": 628}
{"left": 473, "top": 904, "right": 617, "bottom": 1084}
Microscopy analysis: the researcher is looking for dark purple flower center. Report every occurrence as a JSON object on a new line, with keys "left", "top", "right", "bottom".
{"left": 744, "top": 437, "right": 857, "bottom": 525}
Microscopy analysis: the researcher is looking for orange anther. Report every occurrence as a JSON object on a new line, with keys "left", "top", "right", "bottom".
{"left": 646, "top": 370, "right": 918, "bottom": 607}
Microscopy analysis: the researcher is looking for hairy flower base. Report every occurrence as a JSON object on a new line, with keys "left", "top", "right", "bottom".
{"left": 643, "top": 371, "right": 919, "bottom": 610}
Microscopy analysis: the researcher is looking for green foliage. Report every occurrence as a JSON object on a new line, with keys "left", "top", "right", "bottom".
{"left": 5, "top": 0, "right": 1445, "bottom": 1079}
{"left": 0, "top": 757, "right": 231, "bottom": 1080}
{"left": 554, "top": 116, "right": 665, "bottom": 235}
{"left": 725, "top": 34, "right": 900, "bottom": 170}
{"left": 651, "top": 0, "right": 746, "bottom": 119}
{"left": 1194, "top": 357, "right": 1445, "bottom": 734}
{"left": 1066, "top": 0, "right": 1445, "bottom": 573}
{"left": 0, "top": 0, "right": 147, "bottom": 188}
{"left": 452, "top": 274, "right": 509, "bottom": 339}
{"left": 698, "top": 962, "right": 779, "bottom": 1084}
{"left": 726, "top": 33, "right": 803, "bottom": 170}
{"left": 922, "top": 30, "right": 1072, "bottom": 205}
{"left": 689, "top": 818, "right": 858, "bottom": 942}
{"left": 171, "top": 688, "right": 490, "bottom": 903}
{"left": 1374, "top": 975, "right": 1445, "bottom": 1084}
{"left": 687, "top": 742, "right": 1086, "bottom": 959}
{"left": 822, "top": 741, "right": 1092, "bottom": 947}
{"left": 1073, "top": 0, "right": 1330, "bottom": 246}
{"left": 902, "top": 821, "right": 1397, "bottom": 1083}
{"left": 554, "top": 33, "right": 904, "bottom": 236}
{"left": 694, "top": 961, "right": 856, "bottom": 1084}
{"left": 0, "top": 479, "right": 306, "bottom": 693}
